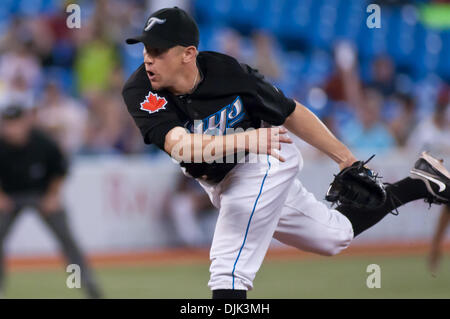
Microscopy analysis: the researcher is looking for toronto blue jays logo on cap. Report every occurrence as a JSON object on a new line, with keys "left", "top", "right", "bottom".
{"left": 126, "top": 7, "right": 199, "bottom": 48}
{"left": 144, "top": 17, "right": 166, "bottom": 31}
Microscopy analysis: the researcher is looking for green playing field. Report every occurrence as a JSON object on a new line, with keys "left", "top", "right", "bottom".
{"left": 3, "top": 254, "right": 450, "bottom": 299}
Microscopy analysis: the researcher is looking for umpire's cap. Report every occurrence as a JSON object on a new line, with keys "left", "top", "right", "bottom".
{"left": 126, "top": 7, "right": 199, "bottom": 49}
{"left": 0, "top": 104, "right": 25, "bottom": 120}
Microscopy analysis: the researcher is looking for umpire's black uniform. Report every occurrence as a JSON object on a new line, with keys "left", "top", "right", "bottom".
{"left": 0, "top": 105, "right": 101, "bottom": 298}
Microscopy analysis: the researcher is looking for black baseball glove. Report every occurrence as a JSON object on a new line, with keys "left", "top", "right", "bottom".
{"left": 325, "top": 155, "right": 387, "bottom": 209}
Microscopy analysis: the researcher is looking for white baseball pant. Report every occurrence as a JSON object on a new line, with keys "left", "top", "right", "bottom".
{"left": 196, "top": 141, "right": 354, "bottom": 291}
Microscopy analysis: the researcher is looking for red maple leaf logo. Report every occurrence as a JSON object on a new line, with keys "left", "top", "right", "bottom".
{"left": 140, "top": 92, "right": 168, "bottom": 114}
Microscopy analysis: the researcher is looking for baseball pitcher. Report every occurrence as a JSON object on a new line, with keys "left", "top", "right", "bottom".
{"left": 122, "top": 7, "right": 450, "bottom": 299}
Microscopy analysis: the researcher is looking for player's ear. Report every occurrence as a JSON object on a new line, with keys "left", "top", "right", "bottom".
{"left": 182, "top": 46, "right": 198, "bottom": 64}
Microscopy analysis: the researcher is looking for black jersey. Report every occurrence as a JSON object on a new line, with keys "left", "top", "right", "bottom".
{"left": 122, "top": 51, "right": 295, "bottom": 183}
{"left": 0, "top": 129, "right": 68, "bottom": 194}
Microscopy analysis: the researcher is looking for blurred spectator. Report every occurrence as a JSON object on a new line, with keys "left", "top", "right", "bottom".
{"left": 217, "top": 28, "right": 245, "bottom": 61}
{"left": 369, "top": 55, "right": 397, "bottom": 98}
{"left": 28, "top": 14, "right": 59, "bottom": 68}
{"left": 0, "top": 42, "right": 41, "bottom": 90}
{"left": 0, "top": 73, "right": 35, "bottom": 110}
{"left": 74, "top": 21, "right": 119, "bottom": 96}
{"left": 252, "top": 31, "right": 282, "bottom": 81}
{"left": 34, "top": 82, "right": 87, "bottom": 156}
{"left": 0, "top": 41, "right": 41, "bottom": 108}
{"left": 407, "top": 85, "right": 450, "bottom": 156}
{"left": 324, "top": 42, "right": 365, "bottom": 111}
{"left": 339, "top": 88, "right": 396, "bottom": 157}
{"left": 80, "top": 90, "right": 123, "bottom": 154}
{"left": 0, "top": 17, "right": 33, "bottom": 54}
{"left": 388, "top": 93, "right": 417, "bottom": 147}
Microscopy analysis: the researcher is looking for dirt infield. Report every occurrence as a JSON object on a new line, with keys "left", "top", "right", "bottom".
{"left": 6, "top": 240, "right": 449, "bottom": 271}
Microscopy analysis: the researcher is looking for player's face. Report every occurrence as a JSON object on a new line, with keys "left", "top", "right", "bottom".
{"left": 143, "top": 45, "right": 184, "bottom": 91}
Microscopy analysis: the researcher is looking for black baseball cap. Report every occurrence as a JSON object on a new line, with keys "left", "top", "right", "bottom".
{"left": 126, "top": 7, "right": 199, "bottom": 49}
{"left": 0, "top": 104, "right": 25, "bottom": 120}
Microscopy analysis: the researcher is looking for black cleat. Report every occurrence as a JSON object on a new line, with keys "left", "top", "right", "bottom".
{"left": 410, "top": 152, "right": 450, "bottom": 204}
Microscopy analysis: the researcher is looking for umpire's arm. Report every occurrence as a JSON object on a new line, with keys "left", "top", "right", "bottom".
{"left": 284, "top": 101, "right": 357, "bottom": 170}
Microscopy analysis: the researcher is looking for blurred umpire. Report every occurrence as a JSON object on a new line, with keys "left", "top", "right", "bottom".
{"left": 0, "top": 104, "right": 101, "bottom": 298}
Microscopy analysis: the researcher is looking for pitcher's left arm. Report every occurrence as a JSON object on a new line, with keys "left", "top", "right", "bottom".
{"left": 283, "top": 101, "right": 357, "bottom": 170}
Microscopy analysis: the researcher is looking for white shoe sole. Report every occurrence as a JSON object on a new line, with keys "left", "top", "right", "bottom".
{"left": 410, "top": 152, "right": 449, "bottom": 202}
{"left": 420, "top": 151, "right": 450, "bottom": 179}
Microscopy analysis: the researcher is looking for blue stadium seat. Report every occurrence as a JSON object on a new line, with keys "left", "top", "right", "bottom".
{"left": 305, "top": 49, "right": 333, "bottom": 85}
{"left": 414, "top": 74, "right": 443, "bottom": 117}
{"left": 43, "top": 66, "right": 75, "bottom": 95}
{"left": 2, "top": 0, "right": 18, "bottom": 14}
{"left": 15, "top": 0, "right": 42, "bottom": 16}
{"left": 309, "top": 0, "right": 339, "bottom": 51}
{"left": 193, "top": 0, "right": 233, "bottom": 27}
{"left": 386, "top": 8, "right": 417, "bottom": 73}
{"left": 198, "top": 25, "right": 225, "bottom": 52}
{"left": 271, "top": 0, "right": 313, "bottom": 51}
{"left": 411, "top": 25, "right": 443, "bottom": 79}
{"left": 334, "top": 0, "right": 364, "bottom": 42}
{"left": 283, "top": 52, "right": 305, "bottom": 78}
{"left": 192, "top": 0, "right": 213, "bottom": 25}
{"left": 40, "top": 0, "right": 63, "bottom": 14}
{"left": 359, "top": 57, "right": 373, "bottom": 84}
{"left": 256, "top": 0, "right": 288, "bottom": 37}
{"left": 437, "top": 31, "right": 450, "bottom": 80}
{"left": 120, "top": 44, "right": 144, "bottom": 79}
{"left": 227, "top": 0, "right": 263, "bottom": 35}
{"left": 0, "top": 9, "right": 12, "bottom": 35}
{"left": 52, "top": 39, "right": 76, "bottom": 68}
{"left": 268, "top": 50, "right": 305, "bottom": 99}
{"left": 357, "top": 7, "right": 391, "bottom": 60}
